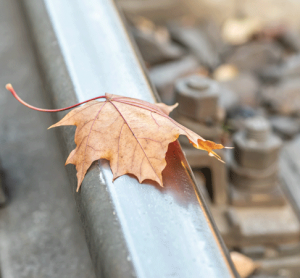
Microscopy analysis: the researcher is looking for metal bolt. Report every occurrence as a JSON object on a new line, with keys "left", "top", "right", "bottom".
{"left": 175, "top": 75, "right": 219, "bottom": 121}
{"left": 187, "top": 78, "right": 210, "bottom": 91}
{"left": 246, "top": 117, "right": 271, "bottom": 143}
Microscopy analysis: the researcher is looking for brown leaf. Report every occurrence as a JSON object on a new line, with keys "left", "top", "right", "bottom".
{"left": 50, "top": 93, "right": 225, "bottom": 191}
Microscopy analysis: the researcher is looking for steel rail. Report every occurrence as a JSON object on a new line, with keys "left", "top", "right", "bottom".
{"left": 20, "top": 0, "right": 239, "bottom": 277}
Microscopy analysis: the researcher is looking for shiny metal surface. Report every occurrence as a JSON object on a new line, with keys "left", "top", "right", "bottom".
{"left": 45, "top": 0, "right": 155, "bottom": 103}
{"left": 23, "top": 0, "right": 238, "bottom": 277}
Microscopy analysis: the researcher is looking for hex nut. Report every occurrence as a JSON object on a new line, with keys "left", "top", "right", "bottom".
{"left": 175, "top": 75, "right": 219, "bottom": 121}
{"left": 233, "top": 132, "right": 282, "bottom": 169}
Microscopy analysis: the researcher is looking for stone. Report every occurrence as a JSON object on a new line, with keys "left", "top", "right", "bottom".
{"left": 118, "top": 0, "right": 186, "bottom": 23}
{"left": 213, "top": 64, "right": 239, "bottom": 82}
{"left": 270, "top": 116, "right": 300, "bottom": 139}
{"left": 261, "top": 78, "right": 300, "bottom": 116}
{"left": 226, "top": 41, "right": 283, "bottom": 73}
{"left": 279, "top": 28, "right": 300, "bottom": 52}
{"left": 168, "top": 21, "right": 220, "bottom": 69}
{"left": 228, "top": 106, "right": 258, "bottom": 119}
{"left": 281, "top": 54, "right": 300, "bottom": 78}
{"left": 260, "top": 54, "right": 300, "bottom": 83}
{"left": 222, "top": 17, "right": 262, "bottom": 45}
{"left": 218, "top": 86, "right": 238, "bottom": 112}
{"left": 230, "top": 251, "right": 257, "bottom": 278}
{"left": 259, "top": 65, "right": 282, "bottom": 83}
{"left": 227, "top": 106, "right": 259, "bottom": 132}
{"left": 199, "top": 19, "right": 229, "bottom": 58}
{"left": 131, "top": 21, "right": 184, "bottom": 65}
{"left": 221, "top": 72, "right": 260, "bottom": 107}
{"left": 241, "top": 245, "right": 266, "bottom": 259}
{"left": 259, "top": 23, "right": 286, "bottom": 41}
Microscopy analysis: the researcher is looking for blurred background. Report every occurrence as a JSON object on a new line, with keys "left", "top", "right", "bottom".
{"left": 1, "top": 0, "right": 300, "bottom": 277}
{"left": 119, "top": 0, "right": 300, "bottom": 277}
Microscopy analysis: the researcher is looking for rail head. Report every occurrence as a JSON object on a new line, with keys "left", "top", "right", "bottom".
{"left": 20, "top": 0, "right": 239, "bottom": 277}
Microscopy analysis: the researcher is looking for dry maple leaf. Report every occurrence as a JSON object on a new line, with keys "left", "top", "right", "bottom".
{"left": 6, "top": 84, "right": 227, "bottom": 192}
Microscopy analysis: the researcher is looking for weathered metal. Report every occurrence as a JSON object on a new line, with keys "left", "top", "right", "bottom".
{"left": 230, "top": 117, "right": 285, "bottom": 206}
{"left": 221, "top": 118, "right": 300, "bottom": 265}
{"left": 173, "top": 75, "right": 228, "bottom": 205}
{"left": 175, "top": 75, "right": 220, "bottom": 122}
{"left": 233, "top": 117, "right": 282, "bottom": 170}
{"left": 183, "top": 148, "right": 228, "bottom": 205}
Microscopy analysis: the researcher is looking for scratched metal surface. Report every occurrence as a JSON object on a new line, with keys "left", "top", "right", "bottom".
{"left": 22, "top": 0, "right": 239, "bottom": 277}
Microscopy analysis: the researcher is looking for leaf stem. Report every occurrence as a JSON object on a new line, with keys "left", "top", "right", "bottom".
{"left": 5, "top": 84, "right": 106, "bottom": 112}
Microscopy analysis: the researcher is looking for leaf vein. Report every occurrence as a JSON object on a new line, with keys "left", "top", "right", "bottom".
{"left": 81, "top": 102, "right": 107, "bottom": 183}
{"left": 151, "top": 112, "right": 160, "bottom": 127}
{"left": 116, "top": 122, "right": 125, "bottom": 175}
{"left": 59, "top": 101, "right": 102, "bottom": 125}
{"left": 110, "top": 101, "right": 160, "bottom": 181}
